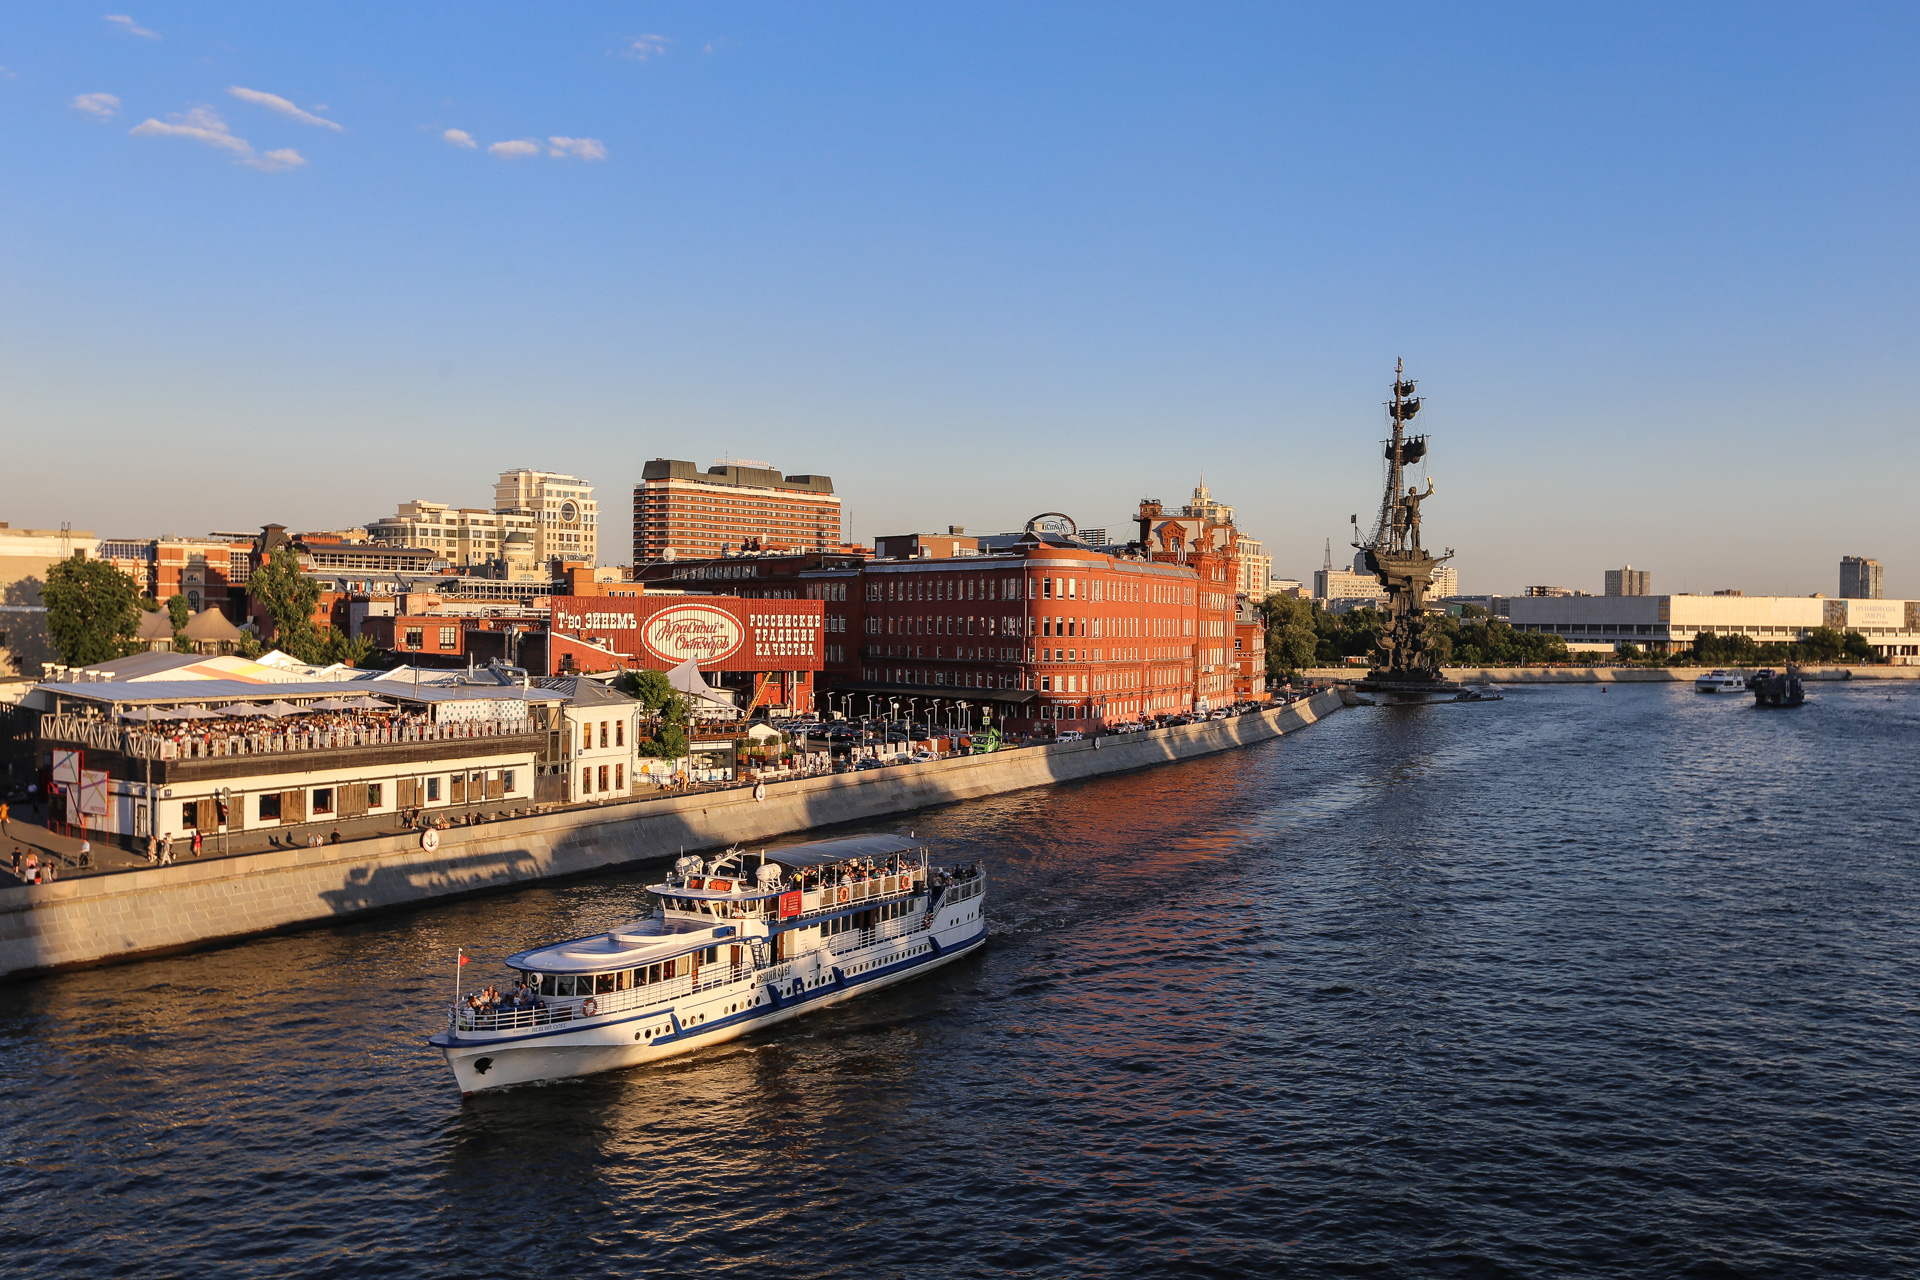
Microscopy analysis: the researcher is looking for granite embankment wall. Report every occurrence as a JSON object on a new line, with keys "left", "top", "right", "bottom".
{"left": 1303, "top": 665, "right": 1919, "bottom": 684}
{"left": 0, "top": 690, "right": 1345, "bottom": 977}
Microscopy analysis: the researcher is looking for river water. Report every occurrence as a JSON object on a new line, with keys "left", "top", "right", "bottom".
{"left": 3, "top": 682, "right": 1918, "bottom": 1278}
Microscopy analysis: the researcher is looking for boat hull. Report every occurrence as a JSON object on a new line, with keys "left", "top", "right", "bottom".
{"left": 432, "top": 923, "right": 988, "bottom": 1095}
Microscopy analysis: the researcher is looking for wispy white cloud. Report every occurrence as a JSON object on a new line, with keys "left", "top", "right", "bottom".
{"left": 129, "top": 107, "right": 304, "bottom": 171}
{"left": 548, "top": 136, "right": 606, "bottom": 161}
{"left": 623, "top": 34, "right": 671, "bottom": 61}
{"left": 103, "top": 14, "right": 159, "bottom": 39}
{"left": 228, "top": 86, "right": 342, "bottom": 131}
{"left": 72, "top": 92, "right": 122, "bottom": 120}
{"left": 442, "top": 128, "right": 476, "bottom": 149}
{"left": 488, "top": 139, "right": 539, "bottom": 158}
{"left": 0, "top": 67, "right": 18, "bottom": 79}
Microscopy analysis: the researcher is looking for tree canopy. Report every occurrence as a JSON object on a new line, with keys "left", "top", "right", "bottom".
{"left": 247, "top": 547, "right": 324, "bottom": 663}
{"left": 1257, "top": 595, "right": 1319, "bottom": 677}
{"left": 43, "top": 554, "right": 142, "bottom": 667}
{"left": 166, "top": 593, "right": 192, "bottom": 652}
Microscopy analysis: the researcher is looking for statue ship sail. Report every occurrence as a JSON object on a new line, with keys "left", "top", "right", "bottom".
{"left": 1353, "top": 359, "right": 1458, "bottom": 692}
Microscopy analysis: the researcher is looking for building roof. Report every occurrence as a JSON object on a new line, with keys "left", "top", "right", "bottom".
{"left": 33, "top": 677, "right": 564, "bottom": 708}
{"left": 183, "top": 608, "right": 243, "bottom": 641}
{"left": 533, "top": 676, "right": 638, "bottom": 706}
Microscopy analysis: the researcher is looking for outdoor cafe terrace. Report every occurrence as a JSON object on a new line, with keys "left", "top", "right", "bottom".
{"left": 31, "top": 680, "right": 552, "bottom": 764}
{"left": 40, "top": 709, "right": 532, "bottom": 762}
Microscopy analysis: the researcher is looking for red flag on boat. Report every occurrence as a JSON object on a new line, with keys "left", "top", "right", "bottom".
{"left": 458, "top": 953, "right": 469, "bottom": 966}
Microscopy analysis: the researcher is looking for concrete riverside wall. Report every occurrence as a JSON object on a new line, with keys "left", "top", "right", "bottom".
{"left": 1303, "top": 665, "right": 1920, "bottom": 684}
{"left": 0, "top": 691, "right": 1345, "bottom": 977}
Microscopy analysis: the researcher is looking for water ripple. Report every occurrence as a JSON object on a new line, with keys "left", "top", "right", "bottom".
{"left": 1, "top": 683, "right": 1917, "bottom": 1276}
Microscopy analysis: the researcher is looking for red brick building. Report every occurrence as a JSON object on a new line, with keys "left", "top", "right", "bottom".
{"left": 1233, "top": 597, "right": 1269, "bottom": 703}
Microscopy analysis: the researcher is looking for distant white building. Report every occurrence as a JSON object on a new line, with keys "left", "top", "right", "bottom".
{"left": 1509, "top": 594, "right": 1920, "bottom": 659}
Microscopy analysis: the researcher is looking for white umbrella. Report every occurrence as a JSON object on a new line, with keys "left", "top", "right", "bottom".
{"left": 305, "top": 697, "right": 356, "bottom": 711}
{"left": 257, "top": 700, "right": 305, "bottom": 718}
{"left": 171, "top": 706, "right": 225, "bottom": 721}
{"left": 215, "top": 703, "right": 272, "bottom": 717}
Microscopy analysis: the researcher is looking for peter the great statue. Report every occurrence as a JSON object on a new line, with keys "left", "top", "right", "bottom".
{"left": 1351, "top": 360, "right": 1458, "bottom": 693}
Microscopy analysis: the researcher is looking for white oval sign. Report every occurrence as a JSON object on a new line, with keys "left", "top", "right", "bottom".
{"left": 644, "top": 605, "right": 744, "bottom": 666}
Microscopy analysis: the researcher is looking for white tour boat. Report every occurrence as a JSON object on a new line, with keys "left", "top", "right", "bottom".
{"left": 1694, "top": 669, "right": 1746, "bottom": 693}
{"left": 428, "top": 833, "right": 988, "bottom": 1094}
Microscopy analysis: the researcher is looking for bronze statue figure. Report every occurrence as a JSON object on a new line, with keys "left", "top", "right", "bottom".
{"left": 1353, "top": 360, "right": 1457, "bottom": 692}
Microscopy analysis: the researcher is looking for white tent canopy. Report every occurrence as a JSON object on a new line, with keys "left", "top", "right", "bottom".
{"left": 667, "top": 659, "right": 738, "bottom": 715}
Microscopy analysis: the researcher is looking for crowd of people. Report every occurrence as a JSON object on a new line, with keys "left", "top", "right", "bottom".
{"left": 460, "top": 980, "right": 545, "bottom": 1027}
{"left": 118, "top": 708, "right": 529, "bottom": 761}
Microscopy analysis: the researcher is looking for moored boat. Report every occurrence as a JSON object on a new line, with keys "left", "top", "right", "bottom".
{"left": 1750, "top": 669, "right": 1806, "bottom": 709}
{"left": 427, "top": 834, "right": 987, "bottom": 1094}
{"left": 1694, "top": 669, "right": 1745, "bottom": 693}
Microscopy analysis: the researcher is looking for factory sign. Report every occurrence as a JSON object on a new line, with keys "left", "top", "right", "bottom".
{"left": 548, "top": 595, "right": 823, "bottom": 672}
{"left": 643, "top": 605, "right": 746, "bottom": 666}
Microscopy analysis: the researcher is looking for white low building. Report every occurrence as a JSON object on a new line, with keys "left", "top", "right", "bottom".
{"left": 1508, "top": 594, "right": 1920, "bottom": 658}
{"left": 26, "top": 679, "right": 570, "bottom": 845}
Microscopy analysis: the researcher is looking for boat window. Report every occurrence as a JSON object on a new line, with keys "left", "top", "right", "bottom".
{"left": 616, "top": 970, "right": 630, "bottom": 991}
{"left": 663, "top": 958, "right": 677, "bottom": 979}
{"left": 647, "top": 963, "right": 661, "bottom": 984}
{"left": 594, "top": 973, "right": 615, "bottom": 994}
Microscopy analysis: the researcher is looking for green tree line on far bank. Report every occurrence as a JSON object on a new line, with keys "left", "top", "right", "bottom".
{"left": 1258, "top": 596, "right": 1571, "bottom": 677}
{"left": 1258, "top": 594, "right": 1881, "bottom": 677}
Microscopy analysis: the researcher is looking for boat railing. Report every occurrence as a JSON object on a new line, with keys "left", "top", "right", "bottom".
{"left": 791, "top": 873, "right": 923, "bottom": 920}
{"left": 943, "top": 874, "right": 985, "bottom": 905}
{"left": 829, "top": 912, "right": 931, "bottom": 958}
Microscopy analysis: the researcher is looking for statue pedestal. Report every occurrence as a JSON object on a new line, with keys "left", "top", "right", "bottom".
{"left": 1354, "top": 670, "right": 1463, "bottom": 695}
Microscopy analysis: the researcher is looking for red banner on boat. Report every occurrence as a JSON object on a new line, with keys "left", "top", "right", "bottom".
{"left": 780, "top": 890, "right": 802, "bottom": 918}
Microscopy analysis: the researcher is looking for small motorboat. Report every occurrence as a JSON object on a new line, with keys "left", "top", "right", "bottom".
{"left": 1695, "top": 670, "right": 1746, "bottom": 693}
{"left": 1452, "top": 687, "right": 1504, "bottom": 702}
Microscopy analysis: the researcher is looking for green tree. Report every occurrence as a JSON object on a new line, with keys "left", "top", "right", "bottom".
{"left": 638, "top": 692, "right": 690, "bottom": 758}
{"left": 1842, "top": 630, "right": 1874, "bottom": 661}
{"left": 1258, "top": 595, "right": 1319, "bottom": 676}
{"left": 42, "top": 554, "right": 142, "bottom": 666}
{"left": 320, "top": 629, "right": 378, "bottom": 668}
{"left": 1799, "top": 627, "right": 1844, "bottom": 662}
{"left": 248, "top": 546, "right": 324, "bottom": 662}
{"left": 623, "top": 667, "right": 676, "bottom": 710}
{"left": 165, "top": 593, "right": 192, "bottom": 652}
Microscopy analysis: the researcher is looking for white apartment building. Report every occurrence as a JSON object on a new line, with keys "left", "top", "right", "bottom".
{"left": 365, "top": 501, "right": 540, "bottom": 574}
{"left": 495, "top": 469, "right": 599, "bottom": 565}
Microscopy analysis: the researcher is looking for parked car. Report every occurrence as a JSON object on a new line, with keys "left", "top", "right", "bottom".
{"left": 909, "top": 750, "right": 937, "bottom": 763}
{"left": 1056, "top": 730, "right": 1085, "bottom": 742}
{"left": 854, "top": 758, "right": 889, "bottom": 771}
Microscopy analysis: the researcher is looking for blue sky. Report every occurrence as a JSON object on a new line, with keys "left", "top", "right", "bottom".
{"left": 3, "top": 3, "right": 1917, "bottom": 596}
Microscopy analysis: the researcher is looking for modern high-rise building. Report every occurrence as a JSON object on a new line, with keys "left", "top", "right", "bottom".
{"left": 632, "top": 460, "right": 841, "bottom": 564}
{"left": 1605, "top": 565, "right": 1651, "bottom": 597}
{"left": 1234, "top": 534, "right": 1272, "bottom": 598}
{"left": 1840, "top": 556, "right": 1884, "bottom": 600}
{"left": 494, "top": 469, "right": 599, "bottom": 565}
